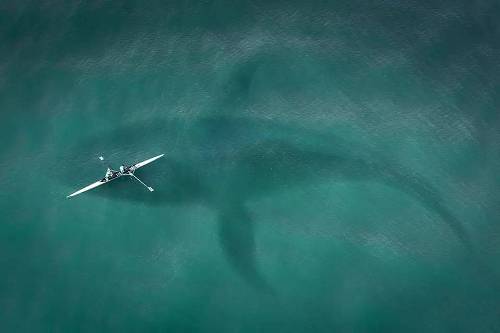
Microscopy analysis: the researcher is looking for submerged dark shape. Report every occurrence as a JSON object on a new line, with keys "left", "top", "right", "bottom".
{"left": 56, "top": 115, "right": 473, "bottom": 290}
{"left": 217, "top": 201, "right": 273, "bottom": 292}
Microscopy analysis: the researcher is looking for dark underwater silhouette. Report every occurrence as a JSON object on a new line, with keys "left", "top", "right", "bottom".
{"left": 57, "top": 115, "right": 475, "bottom": 291}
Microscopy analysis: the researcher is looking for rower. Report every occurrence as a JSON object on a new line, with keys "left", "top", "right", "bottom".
{"left": 105, "top": 168, "right": 113, "bottom": 180}
{"left": 119, "top": 165, "right": 125, "bottom": 174}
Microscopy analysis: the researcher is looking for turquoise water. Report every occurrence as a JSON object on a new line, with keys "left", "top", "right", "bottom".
{"left": 1, "top": 1, "right": 499, "bottom": 332}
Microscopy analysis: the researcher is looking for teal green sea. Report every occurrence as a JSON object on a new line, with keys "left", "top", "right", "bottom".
{"left": 1, "top": 1, "right": 499, "bottom": 332}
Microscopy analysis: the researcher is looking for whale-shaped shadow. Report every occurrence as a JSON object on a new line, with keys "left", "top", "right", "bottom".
{"left": 57, "top": 115, "right": 473, "bottom": 291}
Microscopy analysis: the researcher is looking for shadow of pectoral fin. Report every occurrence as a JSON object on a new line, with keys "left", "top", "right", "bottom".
{"left": 217, "top": 203, "right": 273, "bottom": 292}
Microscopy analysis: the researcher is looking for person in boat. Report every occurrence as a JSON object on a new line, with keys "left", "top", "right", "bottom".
{"left": 105, "top": 168, "right": 113, "bottom": 181}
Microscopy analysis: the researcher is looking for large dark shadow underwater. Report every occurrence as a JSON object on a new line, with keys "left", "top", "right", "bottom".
{"left": 54, "top": 114, "right": 480, "bottom": 292}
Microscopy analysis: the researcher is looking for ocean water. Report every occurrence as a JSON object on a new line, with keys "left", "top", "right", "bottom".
{"left": 1, "top": 1, "right": 499, "bottom": 332}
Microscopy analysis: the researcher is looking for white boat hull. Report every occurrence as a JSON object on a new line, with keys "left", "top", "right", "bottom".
{"left": 67, "top": 154, "right": 164, "bottom": 198}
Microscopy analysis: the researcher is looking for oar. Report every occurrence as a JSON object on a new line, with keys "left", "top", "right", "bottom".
{"left": 128, "top": 173, "right": 154, "bottom": 192}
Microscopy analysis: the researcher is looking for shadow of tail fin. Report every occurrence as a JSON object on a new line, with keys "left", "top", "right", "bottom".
{"left": 381, "top": 167, "right": 474, "bottom": 252}
{"left": 379, "top": 166, "right": 500, "bottom": 289}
